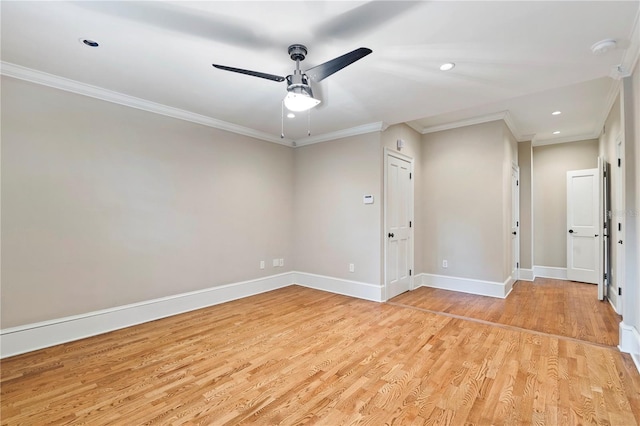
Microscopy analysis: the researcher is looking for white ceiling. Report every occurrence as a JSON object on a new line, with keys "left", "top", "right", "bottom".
{"left": 1, "top": 1, "right": 639, "bottom": 145}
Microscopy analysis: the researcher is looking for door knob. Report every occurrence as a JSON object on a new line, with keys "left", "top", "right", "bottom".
{"left": 595, "top": 234, "right": 599, "bottom": 237}
{"left": 568, "top": 229, "right": 574, "bottom": 234}
{"left": 388, "top": 233, "right": 395, "bottom": 238}
{"left": 512, "top": 231, "right": 517, "bottom": 235}
{"left": 619, "top": 240, "right": 623, "bottom": 244}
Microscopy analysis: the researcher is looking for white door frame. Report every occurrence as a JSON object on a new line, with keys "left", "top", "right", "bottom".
{"left": 383, "top": 148, "right": 414, "bottom": 301}
{"left": 511, "top": 164, "right": 520, "bottom": 282}
{"left": 614, "top": 136, "right": 624, "bottom": 313}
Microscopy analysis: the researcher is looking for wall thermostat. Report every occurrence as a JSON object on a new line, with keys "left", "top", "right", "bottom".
{"left": 363, "top": 195, "right": 374, "bottom": 204}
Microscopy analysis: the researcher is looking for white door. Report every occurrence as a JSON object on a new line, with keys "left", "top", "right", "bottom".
{"left": 566, "top": 168, "right": 600, "bottom": 284}
{"left": 385, "top": 152, "right": 413, "bottom": 300}
{"left": 511, "top": 166, "right": 520, "bottom": 281}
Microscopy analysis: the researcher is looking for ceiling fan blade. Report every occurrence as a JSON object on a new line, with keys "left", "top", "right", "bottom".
{"left": 212, "top": 64, "right": 285, "bottom": 82}
{"left": 305, "top": 48, "right": 373, "bottom": 82}
{"left": 315, "top": 2, "right": 421, "bottom": 40}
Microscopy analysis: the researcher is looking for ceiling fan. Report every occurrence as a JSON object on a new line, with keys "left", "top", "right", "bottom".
{"left": 212, "top": 44, "right": 372, "bottom": 112}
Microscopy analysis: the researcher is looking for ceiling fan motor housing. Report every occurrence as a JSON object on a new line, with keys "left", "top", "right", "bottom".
{"left": 288, "top": 44, "right": 307, "bottom": 61}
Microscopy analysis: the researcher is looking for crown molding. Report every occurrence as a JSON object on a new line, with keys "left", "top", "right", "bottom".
{"left": 293, "top": 121, "right": 389, "bottom": 147}
{"left": 413, "top": 110, "right": 527, "bottom": 142}
{"left": 0, "top": 62, "right": 293, "bottom": 146}
{"left": 532, "top": 131, "right": 600, "bottom": 147}
{"left": 621, "top": 8, "right": 640, "bottom": 78}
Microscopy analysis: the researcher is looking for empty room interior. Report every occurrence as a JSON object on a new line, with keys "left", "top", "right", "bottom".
{"left": 2, "top": 1, "right": 640, "bottom": 424}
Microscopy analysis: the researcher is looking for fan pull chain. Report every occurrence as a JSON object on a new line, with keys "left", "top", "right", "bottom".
{"left": 281, "top": 101, "right": 285, "bottom": 139}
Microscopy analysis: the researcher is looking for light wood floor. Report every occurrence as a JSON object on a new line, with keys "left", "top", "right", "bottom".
{"left": 390, "top": 278, "right": 622, "bottom": 347}
{"left": 2, "top": 284, "right": 639, "bottom": 425}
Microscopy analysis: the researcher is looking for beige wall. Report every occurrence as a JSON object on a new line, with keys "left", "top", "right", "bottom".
{"left": 381, "top": 124, "right": 422, "bottom": 275}
{"left": 532, "top": 140, "right": 599, "bottom": 268}
{"left": 292, "top": 133, "right": 382, "bottom": 284}
{"left": 1, "top": 76, "right": 294, "bottom": 327}
{"left": 621, "top": 63, "right": 639, "bottom": 331}
{"left": 421, "top": 121, "right": 507, "bottom": 283}
{"left": 518, "top": 141, "right": 533, "bottom": 270}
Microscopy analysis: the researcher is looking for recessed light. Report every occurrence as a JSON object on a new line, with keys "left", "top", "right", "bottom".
{"left": 553, "top": 131, "right": 561, "bottom": 135}
{"left": 439, "top": 62, "right": 455, "bottom": 71}
{"left": 82, "top": 39, "right": 99, "bottom": 47}
{"left": 287, "top": 113, "right": 295, "bottom": 119}
{"left": 552, "top": 111, "right": 562, "bottom": 115}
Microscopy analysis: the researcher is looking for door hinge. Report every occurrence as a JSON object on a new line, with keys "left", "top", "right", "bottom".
{"left": 409, "top": 269, "right": 412, "bottom": 276}
{"left": 409, "top": 172, "right": 412, "bottom": 179}
{"left": 517, "top": 180, "right": 519, "bottom": 186}
{"left": 618, "top": 223, "right": 622, "bottom": 232}
{"left": 618, "top": 158, "right": 621, "bottom": 167}
{"left": 409, "top": 221, "right": 412, "bottom": 228}
{"left": 619, "top": 287, "right": 622, "bottom": 296}
{"left": 516, "top": 221, "right": 519, "bottom": 227}
{"left": 604, "top": 273, "right": 607, "bottom": 280}
{"left": 516, "top": 262, "right": 519, "bottom": 268}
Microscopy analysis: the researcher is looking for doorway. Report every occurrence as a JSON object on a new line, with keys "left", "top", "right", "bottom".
{"left": 384, "top": 149, "right": 414, "bottom": 300}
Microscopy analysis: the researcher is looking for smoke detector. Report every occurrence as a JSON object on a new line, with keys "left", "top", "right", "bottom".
{"left": 591, "top": 39, "right": 617, "bottom": 55}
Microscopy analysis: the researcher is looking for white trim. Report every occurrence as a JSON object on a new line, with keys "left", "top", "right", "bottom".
{"left": 417, "top": 273, "right": 513, "bottom": 299}
{"left": 293, "top": 122, "right": 389, "bottom": 147}
{"left": 608, "top": 297, "right": 620, "bottom": 315}
{"left": 532, "top": 132, "right": 601, "bottom": 147}
{"left": 518, "top": 268, "right": 535, "bottom": 281}
{"left": 417, "top": 111, "right": 524, "bottom": 141}
{"left": 533, "top": 265, "right": 568, "bottom": 280}
{"left": 293, "top": 271, "right": 383, "bottom": 302}
{"left": 618, "top": 322, "right": 640, "bottom": 374}
{"left": 0, "top": 61, "right": 292, "bottom": 146}
{"left": 0, "top": 273, "right": 293, "bottom": 358}
{"left": 618, "top": 10, "right": 640, "bottom": 80}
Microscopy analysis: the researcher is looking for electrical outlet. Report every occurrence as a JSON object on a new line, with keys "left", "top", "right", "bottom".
{"left": 349, "top": 263, "right": 355, "bottom": 273}
{"left": 260, "top": 260, "right": 265, "bottom": 270}
{"left": 442, "top": 260, "right": 448, "bottom": 268}
{"left": 273, "top": 259, "right": 279, "bottom": 267}
{"left": 279, "top": 258, "right": 284, "bottom": 267}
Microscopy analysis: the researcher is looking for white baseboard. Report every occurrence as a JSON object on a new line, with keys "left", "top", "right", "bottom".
{"left": 293, "top": 271, "right": 383, "bottom": 302}
{"left": 417, "top": 273, "right": 512, "bottom": 298}
{"left": 1, "top": 272, "right": 294, "bottom": 359}
{"left": 533, "top": 265, "right": 568, "bottom": 280}
{"left": 619, "top": 321, "right": 640, "bottom": 374}
{"left": 518, "top": 268, "right": 535, "bottom": 281}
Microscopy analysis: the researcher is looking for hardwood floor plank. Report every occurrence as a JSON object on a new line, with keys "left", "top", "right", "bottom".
{"left": 2, "top": 285, "right": 639, "bottom": 425}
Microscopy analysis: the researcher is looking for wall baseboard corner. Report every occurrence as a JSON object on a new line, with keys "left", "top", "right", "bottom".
{"left": 533, "top": 265, "right": 568, "bottom": 280}
{"left": 518, "top": 269, "right": 535, "bottom": 281}
{"left": 619, "top": 321, "right": 640, "bottom": 374}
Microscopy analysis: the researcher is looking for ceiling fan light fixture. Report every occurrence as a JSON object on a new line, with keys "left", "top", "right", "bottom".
{"left": 552, "top": 111, "right": 562, "bottom": 115}
{"left": 284, "top": 90, "right": 321, "bottom": 112}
